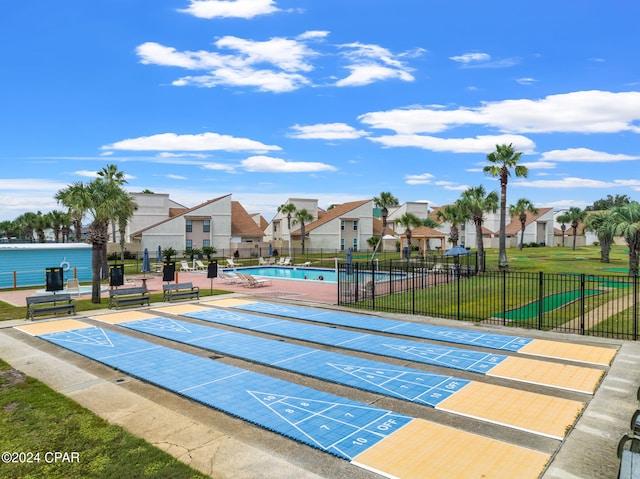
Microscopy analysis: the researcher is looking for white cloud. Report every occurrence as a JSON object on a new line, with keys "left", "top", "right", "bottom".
{"left": 369, "top": 134, "right": 536, "bottom": 153}
{"left": 179, "top": 0, "right": 280, "bottom": 19}
{"left": 335, "top": 43, "right": 418, "bottom": 87}
{"left": 541, "top": 148, "right": 640, "bottom": 162}
{"left": 516, "top": 77, "right": 538, "bottom": 85}
{"left": 359, "top": 90, "right": 640, "bottom": 134}
{"left": 404, "top": 173, "right": 434, "bottom": 185}
{"left": 240, "top": 155, "right": 336, "bottom": 172}
{"left": 74, "top": 170, "right": 135, "bottom": 180}
{"left": 166, "top": 174, "right": 188, "bottom": 180}
{"left": 521, "top": 161, "right": 556, "bottom": 169}
{"left": 449, "top": 52, "right": 491, "bottom": 64}
{"left": 449, "top": 52, "right": 518, "bottom": 68}
{"left": 101, "top": 132, "right": 281, "bottom": 153}
{"left": 202, "top": 163, "right": 237, "bottom": 173}
{"left": 289, "top": 123, "right": 369, "bottom": 140}
{"left": 518, "top": 177, "right": 640, "bottom": 188}
{"left": 137, "top": 33, "right": 421, "bottom": 92}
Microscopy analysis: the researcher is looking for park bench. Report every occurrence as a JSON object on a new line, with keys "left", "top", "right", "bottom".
{"left": 26, "top": 293, "right": 76, "bottom": 320}
{"left": 162, "top": 282, "right": 200, "bottom": 302}
{"left": 108, "top": 286, "right": 150, "bottom": 309}
{"left": 617, "top": 434, "right": 640, "bottom": 478}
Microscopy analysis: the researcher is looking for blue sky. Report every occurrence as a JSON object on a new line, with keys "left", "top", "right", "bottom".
{"left": 1, "top": 0, "right": 639, "bottom": 222}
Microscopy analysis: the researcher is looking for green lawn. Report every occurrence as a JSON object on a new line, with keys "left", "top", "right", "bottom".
{"left": 0, "top": 359, "right": 210, "bottom": 479}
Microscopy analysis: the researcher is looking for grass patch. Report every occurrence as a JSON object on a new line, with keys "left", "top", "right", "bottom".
{"left": 0, "top": 359, "right": 210, "bottom": 479}
{"left": 0, "top": 290, "right": 232, "bottom": 322}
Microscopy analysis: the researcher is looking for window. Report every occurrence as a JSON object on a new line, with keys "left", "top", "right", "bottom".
{"left": 340, "top": 238, "right": 345, "bottom": 251}
{"left": 185, "top": 239, "right": 192, "bottom": 249}
{"left": 185, "top": 219, "right": 192, "bottom": 233}
{"left": 203, "top": 220, "right": 210, "bottom": 233}
{"left": 353, "top": 238, "right": 358, "bottom": 251}
{"left": 353, "top": 220, "right": 358, "bottom": 231}
{"left": 203, "top": 239, "right": 210, "bottom": 248}
{"left": 341, "top": 220, "right": 345, "bottom": 231}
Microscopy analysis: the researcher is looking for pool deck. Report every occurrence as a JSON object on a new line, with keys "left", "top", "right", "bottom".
{"left": 0, "top": 270, "right": 339, "bottom": 307}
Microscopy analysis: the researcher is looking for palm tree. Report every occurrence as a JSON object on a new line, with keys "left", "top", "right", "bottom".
{"left": 611, "top": 202, "right": 640, "bottom": 276}
{"left": 584, "top": 210, "right": 617, "bottom": 263}
{"left": 556, "top": 212, "right": 571, "bottom": 247}
{"left": 15, "top": 212, "right": 38, "bottom": 242}
{"left": 565, "top": 207, "right": 587, "bottom": 250}
{"left": 115, "top": 194, "right": 138, "bottom": 261}
{"left": 436, "top": 204, "right": 467, "bottom": 247}
{"left": 292, "top": 208, "right": 313, "bottom": 254}
{"left": 396, "top": 212, "right": 422, "bottom": 260}
{"left": 277, "top": 202, "right": 297, "bottom": 257}
{"left": 458, "top": 186, "right": 498, "bottom": 272}
{"left": 97, "top": 164, "right": 128, "bottom": 242}
{"left": 372, "top": 191, "right": 400, "bottom": 259}
{"left": 508, "top": 198, "right": 539, "bottom": 250}
{"left": 484, "top": 143, "right": 528, "bottom": 270}
{"left": 46, "top": 210, "right": 69, "bottom": 243}
{"left": 55, "top": 181, "right": 89, "bottom": 242}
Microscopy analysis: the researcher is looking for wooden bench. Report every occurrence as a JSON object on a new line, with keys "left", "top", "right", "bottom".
{"left": 162, "top": 282, "right": 200, "bottom": 302}
{"left": 108, "top": 286, "right": 150, "bottom": 309}
{"left": 26, "top": 294, "right": 76, "bottom": 320}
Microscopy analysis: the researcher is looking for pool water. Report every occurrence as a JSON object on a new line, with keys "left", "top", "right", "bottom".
{"left": 225, "top": 266, "right": 336, "bottom": 282}
{"left": 225, "top": 266, "right": 405, "bottom": 284}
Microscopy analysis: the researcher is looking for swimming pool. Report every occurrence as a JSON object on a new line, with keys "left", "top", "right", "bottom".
{"left": 224, "top": 266, "right": 405, "bottom": 283}
{"left": 224, "top": 266, "right": 337, "bottom": 282}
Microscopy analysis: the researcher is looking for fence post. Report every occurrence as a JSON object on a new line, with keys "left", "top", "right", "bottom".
{"left": 538, "top": 271, "right": 544, "bottom": 330}
{"left": 371, "top": 263, "right": 376, "bottom": 311}
{"left": 502, "top": 270, "right": 507, "bottom": 326}
{"left": 580, "top": 273, "right": 585, "bottom": 335}
{"left": 634, "top": 275, "right": 638, "bottom": 341}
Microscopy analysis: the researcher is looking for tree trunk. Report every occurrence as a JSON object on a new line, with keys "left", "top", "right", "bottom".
{"left": 88, "top": 220, "right": 108, "bottom": 303}
{"left": 498, "top": 179, "right": 508, "bottom": 270}
{"left": 475, "top": 220, "right": 485, "bottom": 272}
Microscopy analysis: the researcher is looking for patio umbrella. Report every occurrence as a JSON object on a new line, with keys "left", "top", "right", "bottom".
{"left": 142, "top": 248, "right": 150, "bottom": 273}
{"left": 157, "top": 245, "right": 162, "bottom": 263}
{"left": 443, "top": 245, "right": 470, "bottom": 256}
{"left": 346, "top": 248, "right": 353, "bottom": 275}
{"left": 268, "top": 243, "right": 273, "bottom": 257}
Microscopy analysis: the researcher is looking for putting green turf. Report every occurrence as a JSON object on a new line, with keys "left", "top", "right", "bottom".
{"left": 495, "top": 289, "right": 602, "bottom": 321}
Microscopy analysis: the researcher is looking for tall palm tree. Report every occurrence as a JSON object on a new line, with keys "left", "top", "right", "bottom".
{"left": 97, "top": 164, "right": 128, "bottom": 242}
{"left": 508, "top": 198, "right": 539, "bottom": 250}
{"left": 396, "top": 212, "right": 422, "bottom": 260}
{"left": 484, "top": 143, "right": 528, "bottom": 270}
{"left": 565, "top": 207, "right": 587, "bottom": 250}
{"left": 611, "top": 202, "right": 640, "bottom": 277}
{"left": 115, "top": 194, "right": 138, "bottom": 261}
{"left": 277, "top": 202, "right": 297, "bottom": 257}
{"left": 584, "top": 210, "right": 617, "bottom": 263}
{"left": 292, "top": 208, "right": 313, "bottom": 254}
{"left": 556, "top": 212, "right": 571, "bottom": 247}
{"left": 436, "top": 204, "right": 466, "bottom": 247}
{"left": 458, "top": 185, "right": 498, "bottom": 272}
{"left": 372, "top": 191, "right": 400, "bottom": 259}
{"left": 15, "top": 212, "right": 38, "bottom": 242}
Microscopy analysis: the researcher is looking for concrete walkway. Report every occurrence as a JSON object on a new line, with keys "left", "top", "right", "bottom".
{"left": 2, "top": 290, "right": 640, "bottom": 478}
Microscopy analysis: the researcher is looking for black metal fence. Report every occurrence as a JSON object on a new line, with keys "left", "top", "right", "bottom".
{"left": 337, "top": 259, "right": 640, "bottom": 340}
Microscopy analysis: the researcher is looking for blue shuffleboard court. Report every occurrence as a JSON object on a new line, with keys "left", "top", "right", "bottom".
{"left": 113, "top": 315, "right": 470, "bottom": 408}
{"left": 232, "top": 301, "right": 533, "bottom": 352}
{"left": 176, "top": 307, "right": 507, "bottom": 375}
{"left": 34, "top": 325, "right": 412, "bottom": 461}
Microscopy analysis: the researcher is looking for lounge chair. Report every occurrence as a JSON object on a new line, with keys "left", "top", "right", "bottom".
{"left": 66, "top": 278, "right": 80, "bottom": 295}
{"left": 194, "top": 259, "right": 207, "bottom": 270}
{"left": 237, "top": 273, "right": 271, "bottom": 288}
{"left": 294, "top": 261, "right": 311, "bottom": 267}
{"left": 277, "top": 257, "right": 291, "bottom": 266}
{"left": 180, "top": 261, "right": 196, "bottom": 272}
{"left": 217, "top": 271, "right": 242, "bottom": 284}
{"left": 226, "top": 258, "right": 242, "bottom": 267}
{"left": 258, "top": 257, "right": 270, "bottom": 266}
